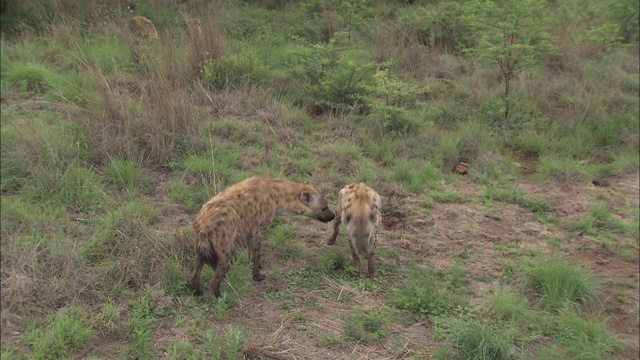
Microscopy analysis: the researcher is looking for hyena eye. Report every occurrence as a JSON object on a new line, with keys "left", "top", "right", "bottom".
{"left": 321, "top": 206, "right": 329, "bottom": 212}
{"left": 345, "top": 215, "right": 352, "bottom": 223}
{"left": 369, "top": 214, "right": 377, "bottom": 222}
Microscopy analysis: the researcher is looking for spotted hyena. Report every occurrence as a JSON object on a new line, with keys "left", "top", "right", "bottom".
{"left": 128, "top": 16, "right": 159, "bottom": 40}
{"left": 327, "top": 183, "right": 382, "bottom": 277}
{"left": 191, "top": 177, "right": 335, "bottom": 297}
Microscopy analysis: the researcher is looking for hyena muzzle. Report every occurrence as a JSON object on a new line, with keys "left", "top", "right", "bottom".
{"left": 327, "top": 183, "right": 381, "bottom": 278}
{"left": 191, "top": 176, "right": 335, "bottom": 297}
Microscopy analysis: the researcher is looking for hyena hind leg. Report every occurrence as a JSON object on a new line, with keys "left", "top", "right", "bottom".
{"left": 209, "top": 260, "right": 231, "bottom": 298}
{"left": 248, "top": 239, "right": 265, "bottom": 282}
{"left": 191, "top": 253, "right": 206, "bottom": 296}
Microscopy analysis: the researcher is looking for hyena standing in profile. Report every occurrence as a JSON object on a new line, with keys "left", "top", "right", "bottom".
{"left": 192, "top": 177, "right": 335, "bottom": 297}
{"left": 328, "top": 183, "right": 382, "bottom": 278}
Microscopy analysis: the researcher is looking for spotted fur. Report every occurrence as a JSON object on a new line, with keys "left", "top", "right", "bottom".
{"left": 192, "top": 177, "right": 335, "bottom": 297}
{"left": 328, "top": 183, "right": 382, "bottom": 277}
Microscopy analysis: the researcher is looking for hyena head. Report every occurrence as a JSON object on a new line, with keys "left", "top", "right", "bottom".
{"left": 299, "top": 185, "right": 335, "bottom": 223}
{"left": 344, "top": 202, "right": 377, "bottom": 251}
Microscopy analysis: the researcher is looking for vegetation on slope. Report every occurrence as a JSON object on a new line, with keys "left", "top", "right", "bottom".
{"left": 1, "top": 0, "right": 638, "bottom": 358}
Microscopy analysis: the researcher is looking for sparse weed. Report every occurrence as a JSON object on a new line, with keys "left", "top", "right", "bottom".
{"left": 315, "top": 249, "right": 351, "bottom": 274}
{"left": 317, "top": 333, "right": 342, "bottom": 347}
{"left": 343, "top": 309, "right": 389, "bottom": 343}
{"left": 224, "top": 325, "right": 248, "bottom": 360}
{"left": 482, "top": 184, "right": 551, "bottom": 213}
{"left": 569, "top": 202, "right": 635, "bottom": 236}
{"left": 167, "top": 174, "right": 213, "bottom": 213}
{"left": 266, "top": 222, "right": 302, "bottom": 258}
{"left": 202, "top": 328, "right": 224, "bottom": 360}
{"left": 534, "top": 156, "right": 588, "bottom": 184}
{"left": 431, "top": 189, "right": 463, "bottom": 203}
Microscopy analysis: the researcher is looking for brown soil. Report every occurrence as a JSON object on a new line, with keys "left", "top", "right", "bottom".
{"left": 89, "top": 170, "right": 640, "bottom": 359}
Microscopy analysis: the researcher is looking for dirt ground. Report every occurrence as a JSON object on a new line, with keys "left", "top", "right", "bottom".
{"left": 7, "top": 169, "right": 634, "bottom": 359}
{"left": 168, "top": 170, "right": 639, "bottom": 359}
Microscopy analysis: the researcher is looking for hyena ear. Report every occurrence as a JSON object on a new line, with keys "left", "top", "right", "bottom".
{"left": 300, "top": 191, "right": 312, "bottom": 204}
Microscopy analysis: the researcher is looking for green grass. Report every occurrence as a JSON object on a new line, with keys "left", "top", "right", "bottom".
{"left": 25, "top": 304, "right": 96, "bottom": 360}
{"left": 549, "top": 306, "right": 626, "bottom": 359}
{"left": 343, "top": 308, "right": 389, "bottom": 343}
{"left": 482, "top": 184, "right": 551, "bottom": 213}
{"left": 489, "top": 289, "right": 538, "bottom": 327}
{"left": 435, "top": 318, "right": 516, "bottom": 360}
{"left": 569, "top": 202, "right": 636, "bottom": 237}
{"left": 389, "top": 266, "right": 468, "bottom": 317}
{"left": 521, "top": 258, "right": 600, "bottom": 309}
{"left": 1, "top": 0, "right": 638, "bottom": 358}
{"left": 103, "top": 158, "right": 151, "bottom": 193}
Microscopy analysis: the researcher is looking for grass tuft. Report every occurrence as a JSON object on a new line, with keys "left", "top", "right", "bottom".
{"left": 522, "top": 258, "right": 600, "bottom": 309}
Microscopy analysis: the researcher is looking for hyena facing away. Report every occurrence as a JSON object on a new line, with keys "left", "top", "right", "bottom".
{"left": 192, "top": 177, "right": 335, "bottom": 297}
{"left": 328, "top": 183, "right": 382, "bottom": 278}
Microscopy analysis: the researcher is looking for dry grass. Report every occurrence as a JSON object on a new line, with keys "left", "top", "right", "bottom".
{"left": 85, "top": 38, "right": 203, "bottom": 166}
{"left": 184, "top": 12, "right": 226, "bottom": 77}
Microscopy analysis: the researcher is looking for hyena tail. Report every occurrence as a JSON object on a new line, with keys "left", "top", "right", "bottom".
{"left": 199, "top": 240, "right": 218, "bottom": 268}
{"left": 192, "top": 234, "right": 218, "bottom": 296}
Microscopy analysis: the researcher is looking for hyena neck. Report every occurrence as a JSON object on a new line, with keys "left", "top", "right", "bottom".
{"left": 272, "top": 181, "right": 307, "bottom": 217}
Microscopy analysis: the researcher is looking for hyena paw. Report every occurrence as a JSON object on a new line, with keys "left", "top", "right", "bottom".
{"left": 253, "top": 274, "right": 266, "bottom": 282}
{"left": 192, "top": 288, "right": 204, "bottom": 296}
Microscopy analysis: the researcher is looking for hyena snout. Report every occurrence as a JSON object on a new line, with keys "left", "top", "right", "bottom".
{"left": 315, "top": 206, "right": 335, "bottom": 222}
{"left": 347, "top": 225, "right": 373, "bottom": 249}
{"left": 300, "top": 190, "right": 335, "bottom": 222}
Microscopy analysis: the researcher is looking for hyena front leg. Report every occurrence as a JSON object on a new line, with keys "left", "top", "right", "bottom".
{"left": 248, "top": 236, "right": 265, "bottom": 282}
{"left": 365, "top": 251, "right": 376, "bottom": 278}
{"left": 366, "top": 234, "right": 377, "bottom": 278}
{"left": 347, "top": 240, "right": 362, "bottom": 275}
{"left": 327, "top": 214, "right": 342, "bottom": 245}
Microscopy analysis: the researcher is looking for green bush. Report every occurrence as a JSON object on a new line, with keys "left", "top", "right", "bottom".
{"left": 201, "top": 54, "right": 268, "bottom": 90}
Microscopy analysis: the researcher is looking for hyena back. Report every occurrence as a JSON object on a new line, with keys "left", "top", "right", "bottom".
{"left": 127, "top": 16, "right": 159, "bottom": 40}
{"left": 328, "top": 183, "right": 381, "bottom": 277}
{"left": 192, "top": 177, "right": 335, "bottom": 297}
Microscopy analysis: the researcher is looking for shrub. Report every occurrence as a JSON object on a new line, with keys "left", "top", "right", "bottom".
{"left": 201, "top": 54, "right": 268, "bottom": 90}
